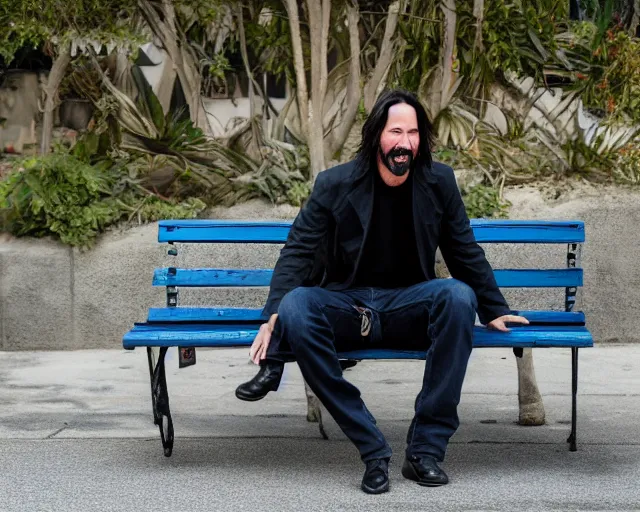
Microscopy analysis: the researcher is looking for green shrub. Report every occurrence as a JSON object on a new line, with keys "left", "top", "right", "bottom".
{"left": 557, "top": 22, "right": 640, "bottom": 122}
{"left": 0, "top": 154, "right": 119, "bottom": 246}
{"left": 613, "top": 144, "right": 640, "bottom": 184}
{"left": 125, "top": 195, "right": 207, "bottom": 223}
{"left": 462, "top": 184, "right": 511, "bottom": 219}
{"left": 0, "top": 153, "right": 206, "bottom": 248}
{"left": 285, "top": 181, "right": 312, "bottom": 207}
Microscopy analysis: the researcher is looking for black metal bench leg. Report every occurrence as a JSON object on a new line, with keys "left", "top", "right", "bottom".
{"left": 567, "top": 347, "right": 578, "bottom": 452}
{"left": 147, "top": 347, "right": 174, "bottom": 457}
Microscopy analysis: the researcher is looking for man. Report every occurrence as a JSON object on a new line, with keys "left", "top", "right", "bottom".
{"left": 235, "top": 89, "right": 528, "bottom": 494}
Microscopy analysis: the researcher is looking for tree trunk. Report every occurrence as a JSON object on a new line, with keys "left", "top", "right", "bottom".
{"left": 440, "top": 0, "right": 457, "bottom": 113}
{"left": 284, "top": 0, "right": 331, "bottom": 178}
{"left": 473, "top": 0, "right": 484, "bottom": 51}
{"left": 327, "top": 3, "right": 362, "bottom": 157}
{"left": 138, "top": 0, "right": 212, "bottom": 136}
{"left": 569, "top": 0, "right": 582, "bottom": 20}
{"left": 40, "top": 45, "right": 72, "bottom": 155}
{"left": 237, "top": 4, "right": 267, "bottom": 137}
{"left": 631, "top": 0, "right": 640, "bottom": 36}
{"left": 181, "top": 47, "right": 209, "bottom": 134}
{"left": 516, "top": 349, "right": 546, "bottom": 426}
{"left": 284, "top": 0, "right": 310, "bottom": 140}
{"left": 363, "top": 1, "right": 402, "bottom": 113}
{"left": 305, "top": 0, "right": 331, "bottom": 178}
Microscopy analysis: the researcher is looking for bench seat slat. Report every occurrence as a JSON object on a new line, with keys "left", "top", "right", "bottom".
{"left": 158, "top": 220, "right": 585, "bottom": 244}
{"left": 152, "top": 268, "right": 583, "bottom": 288}
{"left": 146, "top": 307, "right": 586, "bottom": 325}
{"left": 123, "top": 323, "right": 593, "bottom": 350}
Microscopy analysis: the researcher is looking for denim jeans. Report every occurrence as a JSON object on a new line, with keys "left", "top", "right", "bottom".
{"left": 266, "top": 278, "right": 477, "bottom": 463}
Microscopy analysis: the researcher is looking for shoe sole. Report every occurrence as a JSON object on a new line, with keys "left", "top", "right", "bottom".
{"left": 401, "top": 461, "right": 448, "bottom": 487}
{"left": 361, "top": 482, "right": 390, "bottom": 494}
{"left": 234, "top": 390, "right": 267, "bottom": 402}
{"left": 415, "top": 481, "right": 446, "bottom": 487}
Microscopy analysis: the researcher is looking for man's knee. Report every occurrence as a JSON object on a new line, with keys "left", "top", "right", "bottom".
{"left": 438, "top": 279, "right": 477, "bottom": 311}
{"left": 277, "top": 287, "right": 323, "bottom": 327}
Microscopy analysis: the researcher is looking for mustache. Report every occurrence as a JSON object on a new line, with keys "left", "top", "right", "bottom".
{"left": 385, "top": 147, "right": 413, "bottom": 159}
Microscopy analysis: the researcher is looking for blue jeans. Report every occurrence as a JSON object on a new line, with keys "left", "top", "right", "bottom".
{"left": 266, "top": 278, "right": 478, "bottom": 463}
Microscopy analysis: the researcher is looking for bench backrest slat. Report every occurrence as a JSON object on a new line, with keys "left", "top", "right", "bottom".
{"left": 153, "top": 267, "right": 583, "bottom": 288}
{"left": 158, "top": 220, "right": 585, "bottom": 244}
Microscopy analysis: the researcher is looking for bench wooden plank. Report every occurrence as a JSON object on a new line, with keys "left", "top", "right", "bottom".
{"left": 152, "top": 268, "right": 583, "bottom": 288}
{"left": 472, "top": 220, "right": 584, "bottom": 243}
{"left": 147, "top": 307, "right": 586, "bottom": 325}
{"left": 158, "top": 220, "right": 585, "bottom": 244}
{"left": 123, "top": 323, "right": 593, "bottom": 350}
{"left": 153, "top": 268, "right": 274, "bottom": 287}
{"left": 148, "top": 307, "right": 268, "bottom": 322}
{"left": 159, "top": 221, "right": 293, "bottom": 244}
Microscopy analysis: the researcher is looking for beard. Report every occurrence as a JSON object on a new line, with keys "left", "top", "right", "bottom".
{"left": 379, "top": 146, "right": 414, "bottom": 176}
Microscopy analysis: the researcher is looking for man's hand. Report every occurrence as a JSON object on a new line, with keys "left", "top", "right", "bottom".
{"left": 487, "top": 314, "right": 529, "bottom": 332}
{"left": 249, "top": 314, "right": 278, "bottom": 364}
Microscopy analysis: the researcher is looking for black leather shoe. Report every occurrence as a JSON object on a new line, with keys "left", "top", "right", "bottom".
{"left": 235, "top": 361, "right": 284, "bottom": 401}
{"left": 361, "top": 458, "right": 390, "bottom": 494}
{"left": 402, "top": 455, "right": 449, "bottom": 486}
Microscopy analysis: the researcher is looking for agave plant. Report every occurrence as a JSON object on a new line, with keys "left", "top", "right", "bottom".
{"left": 429, "top": 79, "right": 480, "bottom": 149}
{"left": 92, "top": 65, "right": 262, "bottom": 204}
{"left": 507, "top": 73, "right": 640, "bottom": 177}
{"left": 230, "top": 118, "right": 311, "bottom": 206}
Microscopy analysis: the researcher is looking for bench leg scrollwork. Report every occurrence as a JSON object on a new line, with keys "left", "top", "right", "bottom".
{"left": 147, "top": 347, "right": 174, "bottom": 457}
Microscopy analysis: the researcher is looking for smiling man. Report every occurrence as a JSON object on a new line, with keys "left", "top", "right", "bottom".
{"left": 235, "top": 89, "right": 528, "bottom": 494}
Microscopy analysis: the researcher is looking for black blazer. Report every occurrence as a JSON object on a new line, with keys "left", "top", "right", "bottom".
{"left": 262, "top": 159, "right": 511, "bottom": 325}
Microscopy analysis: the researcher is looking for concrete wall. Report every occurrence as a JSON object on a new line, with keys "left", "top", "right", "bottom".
{"left": 1, "top": 185, "right": 639, "bottom": 350}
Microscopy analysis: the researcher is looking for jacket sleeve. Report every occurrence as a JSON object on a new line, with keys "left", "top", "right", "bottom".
{"left": 261, "top": 172, "right": 332, "bottom": 317}
{"left": 438, "top": 168, "right": 511, "bottom": 325}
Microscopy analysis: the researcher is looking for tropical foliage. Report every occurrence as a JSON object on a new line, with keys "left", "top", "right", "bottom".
{"left": 0, "top": 153, "right": 205, "bottom": 248}
{"left": 2, "top": 0, "right": 640, "bottom": 242}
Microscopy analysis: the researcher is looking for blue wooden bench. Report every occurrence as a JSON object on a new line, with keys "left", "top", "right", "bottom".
{"left": 123, "top": 219, "right": 592, "bottom": 457}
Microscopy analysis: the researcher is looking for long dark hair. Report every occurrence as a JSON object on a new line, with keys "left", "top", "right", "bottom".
{"left": 355, "top": 89, "right": 435, "bottom": 173}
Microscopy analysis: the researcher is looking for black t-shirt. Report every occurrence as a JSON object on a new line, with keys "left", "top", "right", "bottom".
{"left": 353, "top": 171, "right": 425, "bottom": 288}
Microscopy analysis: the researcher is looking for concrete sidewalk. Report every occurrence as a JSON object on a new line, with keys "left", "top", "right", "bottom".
{"left": 1, "top": 345, "right": 639, "bottom": 511}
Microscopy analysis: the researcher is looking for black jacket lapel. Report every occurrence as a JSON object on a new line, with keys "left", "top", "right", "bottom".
{"left": 343, "top": 169, "right": 374, "bottom": 287}
{"left": 346, "top": 168, "right": 374, "bottom": 230}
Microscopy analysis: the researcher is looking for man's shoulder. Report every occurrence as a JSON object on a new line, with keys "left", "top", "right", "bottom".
{"left": 312, "top": 161, "right": 360, "bottom": 202}
{"left": 316, "top": 160, "right": 359, "bottom": 187}
{"left": 426, "top": 161, "right": 459, "bottom": 196}
{"left": 429, "top": 161, "right": 455, "bottom": 182}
